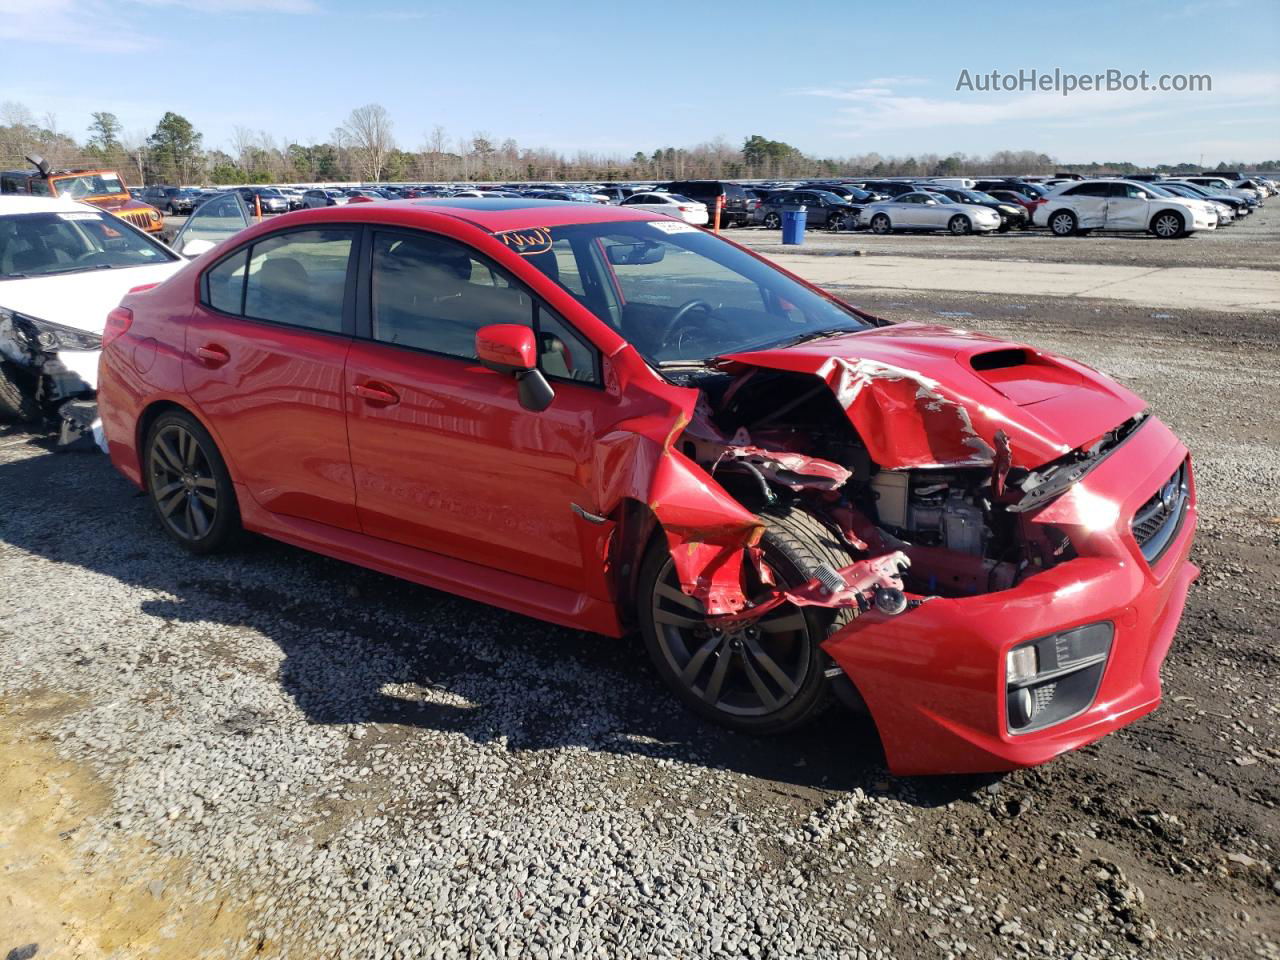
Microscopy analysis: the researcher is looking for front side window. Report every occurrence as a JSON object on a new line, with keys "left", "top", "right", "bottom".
{"left": 242, "top": 229, "right": 354, "bottom": 332}
{"left": 371, "top": 231, "right": 532, "bottom": 359}
{"left": 515, "top": 221, "right": 869, "bottom": 365}
{"left": 0, "top": 211, "right": 175, "bottom": 279}
{"left": 370, "top": 230, "right": 599, "bottom": 382}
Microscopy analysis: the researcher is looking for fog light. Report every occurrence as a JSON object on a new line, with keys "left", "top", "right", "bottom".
{"left": 1006, "top": 645, "right": 1039, "bottom": 684}
{"left": 1008, "top": 687, "right": 1035, "bottom": 728}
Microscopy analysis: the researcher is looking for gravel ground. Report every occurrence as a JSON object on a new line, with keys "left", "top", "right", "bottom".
{"left": 1, "top": 243, "right": 1278, "bottom": 958}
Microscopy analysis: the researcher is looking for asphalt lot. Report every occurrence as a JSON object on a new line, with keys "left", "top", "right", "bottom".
{"left": 1, "top": 209, "right": 1278, "bottom": 959}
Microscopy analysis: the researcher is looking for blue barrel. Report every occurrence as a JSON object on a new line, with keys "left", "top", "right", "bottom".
{"left": 782, "top": 207, "right": 807, "bottom": 245}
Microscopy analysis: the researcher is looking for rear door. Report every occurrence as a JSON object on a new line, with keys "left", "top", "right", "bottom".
{"left": 344, "top": 227, "right": 609, "bottom": 590}
{"left": 1062, "top": 183, "right": 1108, "bottom": 228}
{"left": 183, "top": 226, "right": 361, "bottom": 530}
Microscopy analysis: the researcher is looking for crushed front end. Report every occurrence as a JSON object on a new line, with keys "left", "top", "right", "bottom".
{"left": 654, "top": 324, "right": 1197, "bottom": 775}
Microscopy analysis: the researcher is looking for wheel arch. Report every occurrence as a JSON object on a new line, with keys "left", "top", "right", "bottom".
{"left": 135, "top": 398, "right": 240, "bottom": 486}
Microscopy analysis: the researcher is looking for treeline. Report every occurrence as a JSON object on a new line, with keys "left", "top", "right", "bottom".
{"left": 2, "top": 100, "right": 1274, "bottom": 186}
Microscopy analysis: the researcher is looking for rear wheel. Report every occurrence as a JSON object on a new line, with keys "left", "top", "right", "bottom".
{"left": 639, "top": 505, "right": 857, "bottom": 736}
{"left": 762, "top": 212, "right": 781, "bottom": 229}
{"left": 1049, "top": 210, "right": 1078, "bottom": 236}
{"left": 144, "top": 410, "right": 238, "bottom": 554}
{"left": 869, "top": 213, "right": 892, "bottom": 234}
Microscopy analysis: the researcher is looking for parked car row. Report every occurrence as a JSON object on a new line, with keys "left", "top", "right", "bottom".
{"left": 131, "top": 167, "right": 1274, "bottom": 245}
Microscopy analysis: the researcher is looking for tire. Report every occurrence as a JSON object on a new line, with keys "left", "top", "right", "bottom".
{"left": 0, "top": 360, "right": 41, "bottom": 422}
{"left": 828, "top": 211, "right": 853, "bottom": 232}
{"left": 869, "top": 213, "right": 891, "bottom": 234}
{"left": 948, "top": 215, "right": 972, "bottom": 235}
{"left": 1151, "top": 210, "right": 1186, "bottom": 239}
{"left": 143, "top": 410, "right": 239, "bottom": 554}
{"left": 638, "top": 504, "right": 857, "bottom": 736}
{"left": 1049, "top": 210, "right": 1078, "bottom": 236}
{"left": 762, "top": 212, "right": 780, "bottom": 229}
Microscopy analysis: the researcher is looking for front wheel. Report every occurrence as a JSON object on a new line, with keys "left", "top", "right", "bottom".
{"left": 0, "top": 361, "right": 41, "bottom": 422}
{"left": 144, "top": 410, "right": 239, "bottom": 554}
{"left": 948, "top": 215, "right": 972, "bottom": 235}
{"left": 1151, "top": 210, "right": 1186, "bottom": 239}
{"left": 639, "top": 506, "right": 858, "bottom": 735}
{"left": 869, "top": 213, "right": 892, "bottom": 234}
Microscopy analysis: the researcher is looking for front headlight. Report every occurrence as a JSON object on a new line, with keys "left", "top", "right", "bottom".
{"left": 8, "top": 311, "right": 102, "bottom": 352}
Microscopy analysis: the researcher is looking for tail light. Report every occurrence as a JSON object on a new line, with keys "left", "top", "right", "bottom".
{"left": 102, "top": 307, "right": 133, "bottom": 349}
{"left": 679, "top": 205, "right": 694, "bottom": 212}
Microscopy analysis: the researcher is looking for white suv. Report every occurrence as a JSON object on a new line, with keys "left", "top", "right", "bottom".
{"left": 1035, "top": 179, "right": 1216, "bottom": 239}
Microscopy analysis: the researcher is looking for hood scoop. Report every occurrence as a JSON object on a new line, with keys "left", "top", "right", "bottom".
{"left": 969, "top": 348, "right": 1083, "bottom": 406}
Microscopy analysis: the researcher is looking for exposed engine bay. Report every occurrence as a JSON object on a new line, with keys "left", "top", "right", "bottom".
{"left": 668, "top": 364, "right": 1146, "bottom": 619}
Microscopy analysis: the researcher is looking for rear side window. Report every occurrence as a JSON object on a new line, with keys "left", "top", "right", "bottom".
{"left": 206, "top": 249, "right": 248, "bottom": 314}
{"left": 243, "top": 230, "right": 353, "bottom": 332}
{"left": 203, "top": 228, "right": 354, "bottom": 332}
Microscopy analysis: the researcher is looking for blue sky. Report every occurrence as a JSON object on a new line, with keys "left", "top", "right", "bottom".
{"left": 2, "top": 0, "right": 1277, "bottom": 164}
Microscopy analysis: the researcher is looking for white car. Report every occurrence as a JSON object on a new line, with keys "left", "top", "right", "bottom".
{"left": 1035, "top": 179, "right": 1216, "bottom": 238}
{"left": 0, "top": 196, "right": 185, "bottom": 436}
{"left": 619, "top": 191, "right": 710, "bottom": 225}
{"left": 861, "top": 191, "right": 1001, "bottom": 235}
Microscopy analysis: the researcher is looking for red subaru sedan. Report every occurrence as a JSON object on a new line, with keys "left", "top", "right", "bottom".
{"left": 97, "top": 198, "right": 1197, "bottom": 775}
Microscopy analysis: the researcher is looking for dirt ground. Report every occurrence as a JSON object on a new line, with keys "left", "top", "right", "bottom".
{"left": 1, "top": 218, "right": 1278, "bottom": 958}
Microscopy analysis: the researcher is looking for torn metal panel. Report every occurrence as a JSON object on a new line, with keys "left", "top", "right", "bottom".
{"left": 817, "top": 355, "right": 997, "bottom": 468}
{"left": 718, "top": 322, "right": 1146, "bottom": 472}
{"left": 708, "top": 550, "right": 912, "bottom": 629}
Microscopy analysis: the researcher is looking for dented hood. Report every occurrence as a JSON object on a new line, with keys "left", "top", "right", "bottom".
{"left": 721, "top": 323, "right": 1144, "bottom": 469}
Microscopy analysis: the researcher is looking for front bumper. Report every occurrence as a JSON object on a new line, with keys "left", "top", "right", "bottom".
{"left": 824, "top": 416, "right": 1197, "bottom": 775}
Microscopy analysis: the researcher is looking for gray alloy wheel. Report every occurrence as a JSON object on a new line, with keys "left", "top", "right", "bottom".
{"left": 1049, "top": 210, "right": 1078, "bottom": 236}
{"left": 144, "top": 411, "right": 238, "bottom": 553}
{"left": 648, "top": 556, "right": 813, "bottom": 720}
{"left": 869, "top": 213, "right": 892, "bottom": 234}
{"left": 148, "top": 421, "right": 219, "bottom": 543}
{"left": 948, "top": 215, "right": 972, "bottom": 235}
{"left": 1151, "top": 211, "right": 1185, "bottom": 239}
{"left": 763, "top": 212, "right": 781, "bottom": 229}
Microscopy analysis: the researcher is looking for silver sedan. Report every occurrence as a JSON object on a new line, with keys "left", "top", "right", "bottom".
{"left": 861, "top": 191, "right": 1001, "bottom": 235}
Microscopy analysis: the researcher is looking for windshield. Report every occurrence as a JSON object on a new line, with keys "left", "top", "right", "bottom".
{"left": 0, "top": 210, "right": 175, "bottom": 279}
{"left": 49, "top": 172, "right": 127, "bottom": 199}
{"left": 510, "top": 220, "right": 870, "bottom": 365}
{"left": 1144, "top": 184, "right": 1177, "bottom": 198}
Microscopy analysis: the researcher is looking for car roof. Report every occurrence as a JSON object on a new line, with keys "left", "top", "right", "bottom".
{"left": 409, "top": 198, "right": 659, "bottom": 231}
{"left": 0, "top": 195, "right": 97, "bottom": 216}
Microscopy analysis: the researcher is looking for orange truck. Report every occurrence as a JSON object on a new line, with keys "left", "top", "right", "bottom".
{"left": 0, "top": 155, "right": 164, "bottom": 234}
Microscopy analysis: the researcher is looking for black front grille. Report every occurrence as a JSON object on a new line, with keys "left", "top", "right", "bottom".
{"left": 1131, "top": 462, "right": 1189, "bottom": 565}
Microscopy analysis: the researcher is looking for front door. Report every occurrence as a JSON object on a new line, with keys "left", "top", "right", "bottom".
{"left": 344, "top": 228, "right": 608, "bottom": 592}
{"left": 183, "top": 226, "right": 361, "bottom": 530}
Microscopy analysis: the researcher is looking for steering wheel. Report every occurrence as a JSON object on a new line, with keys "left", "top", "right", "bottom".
{"left": 657, "top": 299, "right": 714, "bottom": 349}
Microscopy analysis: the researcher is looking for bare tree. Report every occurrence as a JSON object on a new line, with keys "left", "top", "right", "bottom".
{"left": 121, "top": 130, "right": 148, "bottom": 186}
{"left": 342, "top": 104, "right": 394, "bottom": 181}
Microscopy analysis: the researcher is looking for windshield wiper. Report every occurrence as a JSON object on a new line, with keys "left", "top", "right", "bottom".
{"left": 771, "top": 326, "right": 862, "bottom": 349}
{"left": 40, "top": 263, "right": 123, "bottom": 276}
